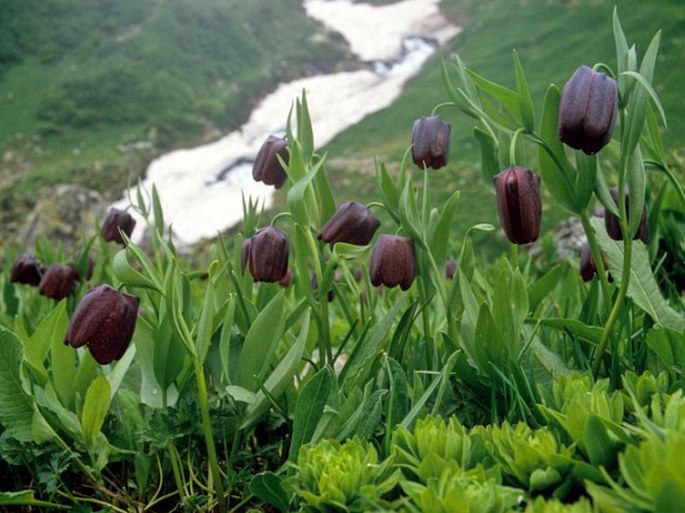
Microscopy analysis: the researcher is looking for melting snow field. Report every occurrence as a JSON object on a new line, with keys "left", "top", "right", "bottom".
{"left": 116, "top": 0, "right": 460, "bottom": 245}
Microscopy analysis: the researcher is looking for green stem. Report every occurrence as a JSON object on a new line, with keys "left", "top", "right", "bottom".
{"left": 591, "top": 236, "right": 632, "bottom": 377}
{"left": 591, "top": 151, "right": 632, "bottom": 377}
{"left": 193, "top": 356, "right": 227, "bottom": 513}
{"left": 579, "top": 211, "right": 612, "bottom": 304}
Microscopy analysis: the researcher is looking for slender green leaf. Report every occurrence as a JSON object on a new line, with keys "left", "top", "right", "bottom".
{"left": 238, "top": 291, "right": 286, "bottom": 391}
{"left": 538, "top": 85, "right": 575, "bottom": 212}
{"left": 289, "top": 366, "right": 335, "bottom": 461}
{"left": 474, "top": 126, "right": 500, "bottom": 183}
{"left": 574, "top": 152, "right": 597, "bottom": 212}
{"left": 428, "top": 189, "right": 460, "bottom": 265}
{"left": 513, "top": 50, "right": 535, "bottom": 132}
{"left": 241, "top": 312, "right": 309, "bottom": 429}
{"left": 81, "top": 375, "right": 111, "bottom": 451}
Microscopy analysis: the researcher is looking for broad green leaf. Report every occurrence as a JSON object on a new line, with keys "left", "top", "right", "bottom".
{"left": 584, "top": 414, "right": 614, "bottom": 467}
{"left": 312, "top": 158, "right": 336, "bottom": 227}
{"left": 0, "top": 329, "right": 36, "bottom": 442}
{"left": 621, "top": 31, "right": 661, "bottom": 158}
{"left": 81, "top": 375, "right": 111, "bottom": 451}
{"left": 47, "top": 302, "right": 74, "bottom": 409}
{"left": 112, "top": 249, "right": 159, "bottom": 290}
{"left": 249, "top": 472, "right": 290, "bottom": 513}
{"left": 592, "top": 218, "right": 684, "bottom": 331}
{"left": 528, "top": 265, "right": 563, "bottom": 312}
{"left": 336, "top": 388, "right": 385, "bottom": 441}
{"left": 428, "top": 189, "right": 460, "bottom": 266}
{"left": 538, "top": 85, "right": 575, "bottom": 212}
{"left": 399, "top": 177, "right": 422, "bottom": 241}
{"left": 376, "top": 160, "right": 401, "bottom": 223}
{"left": 226, "top": 385, "right": 256, "bottom": 405}
{"left": 238, "top": 291, "right": 286, "bottom": 391}
{"left": 612, "top": 7, "right": 630, "bottom": 98}
{"left": 135, "top": 316, "right": 179, "bottom": 408}
{"left": 241, "top": 312, "right": 309, "bottom": 429}
{"left": 574, "top": 152, "right": 597, "bottom": 212}
{"left": 466, "top": 68, "right": 520, "bottom": 121}
{"left": 289, "top": 366, "right": 335, "bottom": 461}
{"left": 341, "top": 297, "right": 405, "bottom": 385}
{"left": 513, "top": 50, "right": 535, "bottom": 132}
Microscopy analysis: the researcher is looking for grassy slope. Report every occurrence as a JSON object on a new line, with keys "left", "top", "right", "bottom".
{"left": 0, "top": 0, "right": 352, "bottom": 236}
{"left": 322, "top": 0, "right": 685, "bottom": 255}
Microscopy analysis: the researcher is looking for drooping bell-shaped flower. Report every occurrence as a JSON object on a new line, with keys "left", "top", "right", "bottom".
{"left": 411, "top": 115, "right": 451, "bottom": 170}
{"left": 559, "top": 65, "right": 618, "bottom": 155}
{"left": 65, "top": 284, "right": 139, "bottom": 364}
{"left": 370, "top": 235, "right": 417, "bottom": 291}
{"left": 101, "top": 208, "right": 136, "bottom": 245}
{"left": 445, "top": 259, "right": 457, "bottom": 280}
{"left": 604, "top": 187, "right": 649, "bottom": 244}
{"left": 246, "top": 226, "right": 289, "bottom": 283}
{"left": 493, "top": 166, "right": 542, "bottom": 245}
{"left": 38, "top": 263, "right": 79, "bottom": 300}
{"left": 10, "top": 254, "right": 45, "bottom": 286}
{"left": 318, "top": 201, "right": 380, "bottom": 246}
{"left": 252, "top": 135, "right": 289, "bottom": 189}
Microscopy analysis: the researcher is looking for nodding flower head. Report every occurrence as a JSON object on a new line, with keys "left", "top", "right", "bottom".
{"left": 65, "top": 284, "right": 140, "bottom": 365}
{"left": 493, "top": 166, "right": 542, "bottom": 245}
{"left": 411, "top": 115, "right": 451, "bottom": 170}
{"left": 559, "top": 65, "right": 618, "bottom": 155}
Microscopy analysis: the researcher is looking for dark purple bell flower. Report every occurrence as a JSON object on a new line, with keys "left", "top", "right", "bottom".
{"left": 65, "top": 284, "right": 139, "bottom": 365}
{"left": 493, "top": 166, "right": 542, "bottom": 245}
{"left": 101, "top": 208, "right": 136, "bottom": 245}
{"left": 370, "top": 235, "right": 417, "bottom": 291}
{"left": 559, "top": 65, "right": 618, "bottom": 155}
{"left": 10, "top": 255, "right": 45, "bottom": 286}
{"left": 252, "top": 135, "right": 289, "bottom": 189}
{"left": 246, "top": 226, "right": 289, "bottom": 283}
{"left": 411, "top": 115, "right": 451, "bottom": 170}
{"left": 604, "top": 187, "right": 649, "bottom": 244}
{"left": 38, "top": 263, "right": 79, "bottom": 300}
{"left": 318, "top": 201, "right": 380, "bottom": 246}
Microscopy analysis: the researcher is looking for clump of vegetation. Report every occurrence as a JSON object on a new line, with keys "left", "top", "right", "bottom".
{"left": 0, "top": 7, "right": 684, "bottom": 513}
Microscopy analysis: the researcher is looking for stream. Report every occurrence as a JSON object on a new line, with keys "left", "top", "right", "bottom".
{"left": 116, "top": 0, "right": 460, "bottom": 245}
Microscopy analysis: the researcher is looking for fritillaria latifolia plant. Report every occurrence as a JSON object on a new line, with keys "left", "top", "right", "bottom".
{"left": 1, "top": 9, "right": 684, "bottom": 513}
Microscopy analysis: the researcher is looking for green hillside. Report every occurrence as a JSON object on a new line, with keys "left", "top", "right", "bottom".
{"left": 0, "top": 0, "right": 352, "bottom": 237}
{"left": 322, "top": 0, "right": 685, "bottom": 252}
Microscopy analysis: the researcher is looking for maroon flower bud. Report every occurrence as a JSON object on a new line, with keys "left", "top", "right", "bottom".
{"left": 65, "top": 284, "right": 139, "bottom": 365}
{"left": 559, "top": 65, "right": 618, "bottom": 155}
{"left": 252, "top": 135, "right": 289, "bottom": 189}
{"left": 579, "top": 243, "right": 612, "bottom": 283}
{"left": 445, "top": 259, "right": 457, "bottom": 280}
{"left": 604, "top": 187, "right": 649, "bottom": 244}
{"left": 279, "top": 268, "right": 292, "bottom": 288}
{"left": 247, "top": 226, "right": 289, "bottom": 283}
{"left": 318, "top": 201, "right": 380, "bottom": 246}
{"left": 10, "top": 255, "right": 45, "bottom": 286}
{"left": 370, "top": 235, "right": 417, "bottom": 291}
{"left": 411, "top": 115, "right": 451, "bottom": 170}
{"left": 101, "top": 208, "right": 136, "bottom": 245}
{"left": 38, "top": 263, "right": 79, "bottom": 300}
{"left": 579, "top": 243, "right": 597, "bottom": 282}
{"left": 353, "top": 267, "right": 363, "bottom": 283}
{"left": 493, "top": 166, "right": 542, "bottom": 245}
